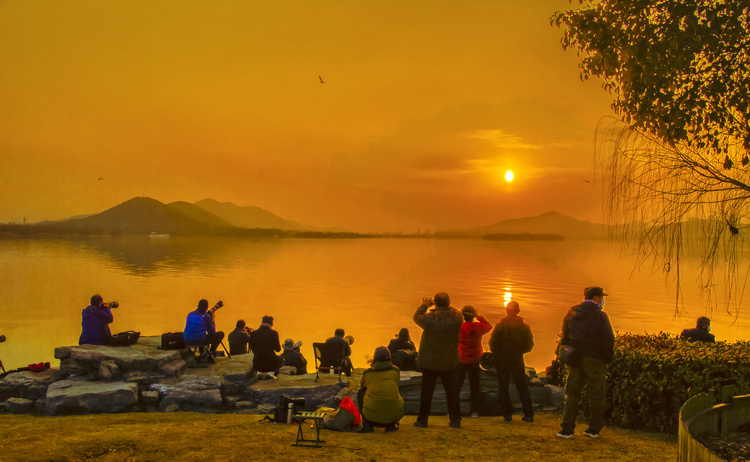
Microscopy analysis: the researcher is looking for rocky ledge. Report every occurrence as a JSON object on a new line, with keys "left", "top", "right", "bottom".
{"left": 0, "top": 336, "right": 564, "bottom": 417}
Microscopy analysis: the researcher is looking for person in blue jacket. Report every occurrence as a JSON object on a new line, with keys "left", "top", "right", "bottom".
{"left": 79, "top": 294, "right": 114, "bottom": 345}
{"left": 183, "top": 299, "right": 225, "bottom": 361}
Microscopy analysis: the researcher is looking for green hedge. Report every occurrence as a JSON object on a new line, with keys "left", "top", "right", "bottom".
{"left": 560, "top": 332, "right": 750, "bottom": 433}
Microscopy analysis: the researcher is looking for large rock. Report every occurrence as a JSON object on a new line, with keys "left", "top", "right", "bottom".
{"left": 5, "top": 397, "right": 35, "bottom": 414}
{"left": 46, "top": 379, "right": 138, "bottom": 415}
{"left": 151, "top": 377, "right": 223, "bottom": 413}
{"left": 54, "top": 337, "right": 185, "bottom": 378}
{"left": 0, "top": 369, "right": 62, "bottom": 401}
{"left": 245, "top": 373, "right": 349, "bottom": 412}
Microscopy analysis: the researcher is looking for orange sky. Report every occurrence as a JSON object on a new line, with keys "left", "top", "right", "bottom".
{"left": 0, "top": 0, "right": 615, "bottom": 232}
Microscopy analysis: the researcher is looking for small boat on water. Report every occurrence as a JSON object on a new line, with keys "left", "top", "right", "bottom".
{"left": 149, "top": 232, "right": 170, "bottom": 238}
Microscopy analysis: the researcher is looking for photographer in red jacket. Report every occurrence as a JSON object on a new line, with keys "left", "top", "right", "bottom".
{"left": 456, "top": 305, "right": 492, "bottom": 418}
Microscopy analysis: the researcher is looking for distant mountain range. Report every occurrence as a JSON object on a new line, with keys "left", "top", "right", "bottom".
{"left": 11, "top": 198, "right": 607, "bottom": 239}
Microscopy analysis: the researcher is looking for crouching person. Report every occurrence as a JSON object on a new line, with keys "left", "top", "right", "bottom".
{"left": 357, "top": 346, "right": 404, "bottom": 433}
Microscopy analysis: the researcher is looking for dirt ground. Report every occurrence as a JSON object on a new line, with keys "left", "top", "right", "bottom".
{"left": 0, "top": 412, "right": 677, "bottom": 461}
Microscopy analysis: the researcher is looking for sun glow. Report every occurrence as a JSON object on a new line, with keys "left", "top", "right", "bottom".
{"left": 505, "top": 170, "right": 514, "bottom": 182}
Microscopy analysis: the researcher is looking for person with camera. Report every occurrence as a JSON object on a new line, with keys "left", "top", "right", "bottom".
{"left": 79, "top": 294, "right": 117, "bottom": 345}
{"left": 250, "top": 315, "right": 284, "bottom": 376}
{"left": 183, "top": 299, "right": 225, "bottom": 361}
{"left": 456, "top": 305, "right": 492, "bottom": 418}
{"left": 281, "top": 338, "right": 308, "bottom": 375}
{"left": 228, "top": 319, "right": 253, "bottom": 355}
{"left": 387, "top": 328, "right": 418, "bottom": 371}
{"left": 413, "top": 292, "right": 464, "bottom": 428}
{"left": 325, "top": 328, "right": 354, "bottom": 376}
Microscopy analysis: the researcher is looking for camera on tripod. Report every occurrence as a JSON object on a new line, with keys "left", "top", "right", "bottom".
{"left": 105, "top": 301, "right": 119, "bottom": 309}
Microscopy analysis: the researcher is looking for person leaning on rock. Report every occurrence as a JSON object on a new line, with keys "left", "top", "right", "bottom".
{"left": 680, "top": 316, "right": 715, "bottom": 343}
{"left": 79, "top": 294, "right": 114, "bottom": 346}
{"left": 413, "top": 292, "right": 464, "bottom": 428}
{"left": 228, "top": 319, "right": 252, "bottom": 355}
{"left": 489, "top": 300, "right": 534, "bottom": 422}
{"left": 557, "top": 286, "right": 615, "bottom": 440}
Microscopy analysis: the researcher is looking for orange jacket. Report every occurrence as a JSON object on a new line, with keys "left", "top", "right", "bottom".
{"left": 458, "top": 314, "right": 492, "bottom": 364}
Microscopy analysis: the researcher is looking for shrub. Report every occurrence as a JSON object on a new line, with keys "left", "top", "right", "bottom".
{"left": 560, "top": 332, "right": 750, "bottom": 433}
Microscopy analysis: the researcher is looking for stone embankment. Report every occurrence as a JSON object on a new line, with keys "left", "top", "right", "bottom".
{"left": 0, "top": 336, "right": 564, "bottom": 416}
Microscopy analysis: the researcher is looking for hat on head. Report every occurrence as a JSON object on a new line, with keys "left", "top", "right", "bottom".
{"left": 373, "top": 346, "right": 391, "bottom": 362}
{"left": 283, "top": 338, "right": 296, "bottom": 350}
{"left": 584, "top": 286, "right": 609, "bottom": 299}
{"left": 461, "top": 305, "right": 476, "bottom": 315}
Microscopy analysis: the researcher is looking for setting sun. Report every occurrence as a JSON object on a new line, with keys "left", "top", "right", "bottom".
{"left": 505, "top": 170, "right": 515, "bottom": 182}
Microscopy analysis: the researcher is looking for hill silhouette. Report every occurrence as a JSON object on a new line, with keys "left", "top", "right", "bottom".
{"left": 167, "top": 201, "right": 235, "bottom": 228}
{"left": 56, "top": 197, "right": 225, "bottom": 234}
{"left": 193, "top": 198, "right": 312, "bottom": 231}
{"left": 464, "top": 211, "right": 607, "bottom": 239}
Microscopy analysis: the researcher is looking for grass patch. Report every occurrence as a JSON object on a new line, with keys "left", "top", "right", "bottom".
{"left": 0, "top": 412, "right": 677, "bottom": 461}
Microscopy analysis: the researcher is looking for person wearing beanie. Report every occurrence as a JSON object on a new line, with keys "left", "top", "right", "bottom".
{"left": 387, "top": 327, "right": 418, "bottom": 371}
{"left": 281, "top": 338, "right": 308, "bottom": 375}
{"left": 413, "top": 292, "right": 464, "bottom": 428}
{"left": 249, "top": 315, "right": 283, "bottom": 376}
{"left": 456, "top": 305, "right": 493, "bottom": 418}
{"left": 183, "top": 299, "right": 225, "bottom": 360}
{"left": 557, "top": 286, "right": 615, "bottom": 440}
{"left": 357, "top": 346, "right": 404, "bottom": 433}
{"left": 489, "top": 300, "right": 534, "bottom": 422}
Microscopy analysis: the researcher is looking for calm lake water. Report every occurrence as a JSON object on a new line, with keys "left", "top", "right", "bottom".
{"left": 1, "top": 236, "right": 748, "bottom": 373}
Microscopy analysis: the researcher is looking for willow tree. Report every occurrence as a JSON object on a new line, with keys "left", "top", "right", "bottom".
{"left": 553, "top": 0, "right": 750, "bottom": 314}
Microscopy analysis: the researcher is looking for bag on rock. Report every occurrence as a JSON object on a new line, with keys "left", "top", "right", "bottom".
{"left": 109, "top": 331, "right": 140, "bottom": 346}
{"left": 161, "top": 332, "right": 184, "bottom": 350}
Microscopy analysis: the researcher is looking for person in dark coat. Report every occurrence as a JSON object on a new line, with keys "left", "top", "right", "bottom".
{"left": 489, "top": 300, "right": 534, "bottom": 422}
{"left": 680, "top": 316, "right": 715, "bottom": 343}
{"left": 413, "top": 292, "right": 464, "bottom": 428}
{"left": 79, "top": 294, "right": 114, "bottom": 345}
{"left": 250, "top": 315, "right": 283, "bottom": 375}
{"left": 557, "top": 286, "right": 615, "bottom": 439}
{"left": 281, "top": 338, "right": 308, "bottom": 375}
{"left": 388, "top": 328, "right": 418, "bottom": 371}
{"left": 325, "top": 328, "right": 353, "bottom": 376}
{"left": 228, "top": 319, "right": 252, "bottom": 355}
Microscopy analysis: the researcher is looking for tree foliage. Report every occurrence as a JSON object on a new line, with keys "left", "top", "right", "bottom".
{"left": 553, "top": 1, "right": 750, "bottom": 313}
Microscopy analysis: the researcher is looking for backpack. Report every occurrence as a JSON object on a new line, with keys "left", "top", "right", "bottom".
{"left": 160, "top": 332, "right": 184, "bottom": 350}
{"left": 322, "top": 396, "right": 361, "bottom": 431}
{"left": 109, "top": 331, "right": 140, "bottom": 346}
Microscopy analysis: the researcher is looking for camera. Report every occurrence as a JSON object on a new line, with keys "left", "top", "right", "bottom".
{"left": 0, "top": 335, "right": 5, "bottom": 343}
{"left": 105, "top": 301, "right": 119, "bottom": 309}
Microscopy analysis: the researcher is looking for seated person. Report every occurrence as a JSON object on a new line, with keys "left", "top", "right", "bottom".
{"left": 250, "top": 315, "right": 283, "bottom": 375}
{"left": 228, "top": 319, "right": 252, "bottom": 355}
{"left": 79, "top": 294, "right": 114, "bottom": 345}
{"left": 681, "top": 316, "right": 716, "bottom": 343}
{"left": 281, "top": 338, "right": 308, "bottom": 375}
{"left": 387, "top": 327, "right": 418, "bottom": 371}
{"left": 357, "top": 346, "right": 404, "bottom": 433}
{"left": 325, "top": 328, "right": 353, "bottom": 376}
{"left": 183, "top": 299, "right": 225, "bottom": 361}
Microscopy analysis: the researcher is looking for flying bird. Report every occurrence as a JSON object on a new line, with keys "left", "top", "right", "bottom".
{"left": 98, "top": 177, "right": 104, "bottom": 181}
{"left": 319, "top": 75, "right": 326, "bottom": 84}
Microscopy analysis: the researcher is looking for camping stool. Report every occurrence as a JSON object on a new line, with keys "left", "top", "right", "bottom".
{"left": 292, "top": 411, "right": 326, "bottom": 448}
{"left": 186, "top": 343, "right": 212, "bottom": 368}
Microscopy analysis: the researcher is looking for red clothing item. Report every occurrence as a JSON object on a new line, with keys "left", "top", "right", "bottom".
{"left": 458, "top": 314, "right": 492, "bottom": 364}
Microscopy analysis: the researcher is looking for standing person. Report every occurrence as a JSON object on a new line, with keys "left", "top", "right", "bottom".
{"left": 357, "top": 346, "right": 405, "bottom": 433}
{"left": 281, "top": 338, "right": 308, "bottom": 375}
{"left": 557, "top": 286, "right": 615, "bottom": 439}
{"left": 325, "top": 328, "right": 353, "bottom": 376}
{"left": 183, "top": 299, "right": 225, "bottom": 361}
{"left": 388, "top": 328, "right": 418, "bottom": 371}
{"left": 79, "top": 294, "right": 115, "bottom": 345}
{"left": 227, "top": 319, "right": 252, "bottom": 355}
{"left": 250, "top": 315, "right": 283, "bottom": 376}
{"left": 413, "top": 292, "right": 464, "bottom": 428}
{"left": 680, "top": 316, "right": 716, "bottom": 343}
{"left": 489, "top": 300, "right": 534, "bottom": 422}
{"left": 455, "top": 305, "right": 492, "bottom": 418}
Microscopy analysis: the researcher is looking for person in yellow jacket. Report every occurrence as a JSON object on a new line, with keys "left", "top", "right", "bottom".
{"left": 357, "top": 346, "right": 405, "bottom": 433}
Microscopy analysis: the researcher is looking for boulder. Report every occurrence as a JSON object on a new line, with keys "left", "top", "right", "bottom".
{"left": 46, "top": 379, "right": 138, "bottom": 415}
{"left": 140, "top": 390, "right": 160, "bottom": 406}
{"left": 99, "top": 360, "right": 121, "bottom": 381}
{"left": 0, "top": 369, "right": 62, "bottom": 401}
{"left": 6, "top": 397, "right": 35, "bottom": 414}
{"left": 151, "top": 377, "right": 223, "bottom": 413}
{"left": 245, "top": 374, "right": 348, "bottom": 412}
